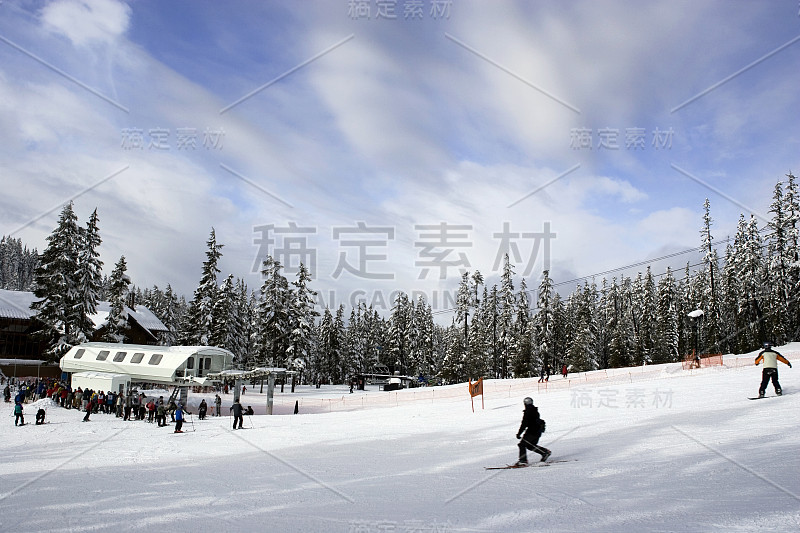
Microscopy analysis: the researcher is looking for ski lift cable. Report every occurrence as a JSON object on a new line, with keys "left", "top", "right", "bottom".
{"left": 431, "top": 224, "right": 775, "bottom": 316}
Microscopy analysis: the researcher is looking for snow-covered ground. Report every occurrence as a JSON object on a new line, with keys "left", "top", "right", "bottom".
{"left": 2, "top": 347, "right": 800, "bottom": 533}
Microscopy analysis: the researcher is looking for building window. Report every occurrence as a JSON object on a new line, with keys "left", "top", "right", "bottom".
{"left": 131, "top": 352, "right": 144, "bottom": 364}
{"left": 186, "top": 357, "right": 194, "bottom": 370}
{"left": 148, "top": 354, "right": 163, "bottom": 365}
{"left": 113, "top": 352, "right": 127, "bottom": 362}
{"left": 74, "top": 349, "right": 85, "bottom": 359}
{"left": 205, "top": 357, "right": 212, "bottom": 370}
{"left": 96, "top": 350, "right": 110, "bottom": 361}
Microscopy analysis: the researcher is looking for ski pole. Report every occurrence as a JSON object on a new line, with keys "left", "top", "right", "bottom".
{"left": 189, "top": 412, "right": 195, "bottom": 432}
{"left": 247, "top": 414, "right": 254, "bottom": 429}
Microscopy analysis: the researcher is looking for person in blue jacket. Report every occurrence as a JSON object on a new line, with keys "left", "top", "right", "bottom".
{"left": 174, "top": 403, "right": 185, "bottom": 433}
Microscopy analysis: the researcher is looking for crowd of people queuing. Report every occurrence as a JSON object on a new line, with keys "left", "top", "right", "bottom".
{"left": 3, "top": 375, "right": 190, "bottom": 430}
{"left": 4, "top": 376, "right": 250, "bottom": 431}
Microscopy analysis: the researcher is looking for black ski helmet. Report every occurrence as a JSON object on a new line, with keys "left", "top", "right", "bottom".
{"left": 764, "top": 342, "right": 772, "bottom": 350}
{"left": 523, "top": 397, "right": 533, "bottom": 406}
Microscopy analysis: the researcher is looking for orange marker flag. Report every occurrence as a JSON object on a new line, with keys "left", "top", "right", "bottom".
{"left": 469, "top": 378, "right": 484, "bottom": 411}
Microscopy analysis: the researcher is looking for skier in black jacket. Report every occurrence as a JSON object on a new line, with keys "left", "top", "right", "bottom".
{"left": 516, "top": 397, "right": 551, "bottom": 465}
{"left": 230, "top": 400, "right": 244, "bottom": 430}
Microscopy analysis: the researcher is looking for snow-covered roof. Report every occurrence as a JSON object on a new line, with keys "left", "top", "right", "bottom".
{"left": 0, "top": 289, "right": 167, "bottom": 336}
{"left": 59, "top": 343, "right": 234, "bottom": 385}
{"left": 129, "top": 305, "right": 169, "bottom": 332}
{"left": 0, "top": 289, "right": 37, "bottom": 319}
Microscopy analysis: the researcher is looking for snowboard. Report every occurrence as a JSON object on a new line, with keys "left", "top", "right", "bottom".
{"left": 485, "top": 459, "right": 574, "bottom": 470}
{"left": 748, "top": 394, "right": 784, "bottom": 400}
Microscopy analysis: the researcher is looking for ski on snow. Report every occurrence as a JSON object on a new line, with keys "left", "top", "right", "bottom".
{"left": 485, "top": 459, "right": 575, "bottom": 470}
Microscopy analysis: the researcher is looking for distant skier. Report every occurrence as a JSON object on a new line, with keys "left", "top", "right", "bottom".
{"left": 174, "top": 404, "right": 185, "bottom": 433}
{"left": 14, "top": 401, "right": 24, "bottom": 426}
{"left": 156, "top": 402, "right": 167, "bottom": 427}
{"left": 36, "top": 408, "right": 46, "bottom": 425}
{"left": 561, "top": 364, "right": 568, "bottom": 378}
{"left": 515, "top": 397, "right": 551, "bottom": 465}
{"left": 214, "top": 394, "right": 222, "bottom": 417}
{"left": 198, "top": 399, "right": 208, "bottom": 420}
{"left": 755, "top": 342, "right": 792, "bottom": 398}
{"left": 83, "top": 398, "right": 93, "bottom": 422}
{"left": 230, "top": 400, "right": 243, "bottom": 430}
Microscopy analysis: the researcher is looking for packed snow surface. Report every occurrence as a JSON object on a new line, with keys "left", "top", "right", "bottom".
{"left": 2, "top": 347, "right": 800, "bottom": 532}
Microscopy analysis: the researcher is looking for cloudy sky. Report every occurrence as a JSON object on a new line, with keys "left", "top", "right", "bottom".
{"left": 1, "top": 0, "right": 798, "bottom": 317}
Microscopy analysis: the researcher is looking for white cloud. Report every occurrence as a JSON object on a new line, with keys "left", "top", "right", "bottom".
{"left": 635, "top": 207, "right": 697, "bottom": 246}
{"left": 583, "top": 176, "right": 648, "bottom": 204}
{"left": 40, "top": 0, "right": 131, "bottom": 48}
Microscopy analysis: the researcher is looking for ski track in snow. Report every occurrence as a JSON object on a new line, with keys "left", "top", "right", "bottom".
{"left": 1, "top": 347, "right": 800, "bottom": 532}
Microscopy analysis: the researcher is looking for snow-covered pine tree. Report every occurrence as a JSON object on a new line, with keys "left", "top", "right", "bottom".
{"left": 486, "top": 284, "right": 499, "bottom": 378}
{"left": 209, "top": 274, "right": 236, "bottom": 353}
{"left": 254, "top": 256, "right": 291, "bottom": 367}
{"left": 0, "top": 236, "right": 39, "bottom": 290}
{"left": 440, "top": 318, "right": 465, "bottom": 383}
{"left": 102, "top": 256, "right": 131, "bottom": 343}
{"left": 466, "top": 285, "right": 490, "bottom": 379}
{"left": 497, "top": 254, "right": 516, "bottom": 379}
{"left": 74, "top": 209, "right": 103, "bottom": 344}
{"left": 317, "top": 306, "right": 338, "bottom": 383}
{"left": 235, "top": 279, "right": 255, "bottom": 366}
{"left": 286, "top": 262, "right": 318, "bottom": 376}
{"left": 159, "top": 284, "right": 182, "bottom": 345}
{"left": 387, "top": 292, "right": 411, "bottom": 373}
{"left": 655, "top": 267, "right": 680, "bottom": 363}
{"left": 534, "top": 270, "right": 555, "bottom": 371}
{"left": 343, "top": 306, "right": 363, "bottom": 375}
{"left": 632, "top": 268, "right": 657, "bottom": 365}
{"left": 511, "top": 277, "right": 533, "bottom": 377}
{"left": 698, "top": 199, "right": 722, "bottom": 352}
{"left": 594, "top": 279, "right": 611, "bottom": 369}
{"left": 766, "top": 181, "right": 791, "bottom": 344}
{"left": 415, "top": 295, "right": 435, "bottom": 378}
{"left": 332, "top": 305, "right": 346, "bottom": 381}
{"left": 743, "top": 215, "right": 767, "bottom": 348}
{"left": 31, "top": 202, "right": 83, "bottom": 359}
{"left": 180, "top": 228, "right": 223, "bottom": 346}
{"left": 455, "top": 271, "right": 473, "bottom": 346}
{"left": 782, "top": 173, "right": 800, "bottom": 336}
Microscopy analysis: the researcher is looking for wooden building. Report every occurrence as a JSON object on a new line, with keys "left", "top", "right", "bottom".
{"left": 0, "top": 289, "right": 169, "bottom": 379}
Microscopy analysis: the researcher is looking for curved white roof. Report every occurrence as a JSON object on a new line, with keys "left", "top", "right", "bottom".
{"left": 59, "top": 342, "right": 234, "bottom": 384}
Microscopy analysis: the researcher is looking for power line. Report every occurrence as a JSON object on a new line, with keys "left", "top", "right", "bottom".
{"left": 432, "top": 222, "right": 775, "bottom": 316}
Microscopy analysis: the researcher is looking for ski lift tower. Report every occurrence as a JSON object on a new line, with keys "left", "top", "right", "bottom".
{"left": 687, "top": 309, "right": 704, "bottom": 360}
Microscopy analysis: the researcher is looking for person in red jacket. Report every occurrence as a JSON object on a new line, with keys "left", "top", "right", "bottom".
{"left": 755, "top": 342, "right": 792, "bottom": 398}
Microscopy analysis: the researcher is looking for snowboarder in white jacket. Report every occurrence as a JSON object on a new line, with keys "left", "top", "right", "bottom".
{"left": 755, "top": 343, "right": 792, "bottom": 398}
{"left": 516, "top": 397, "right": 551, "bottom": 465}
